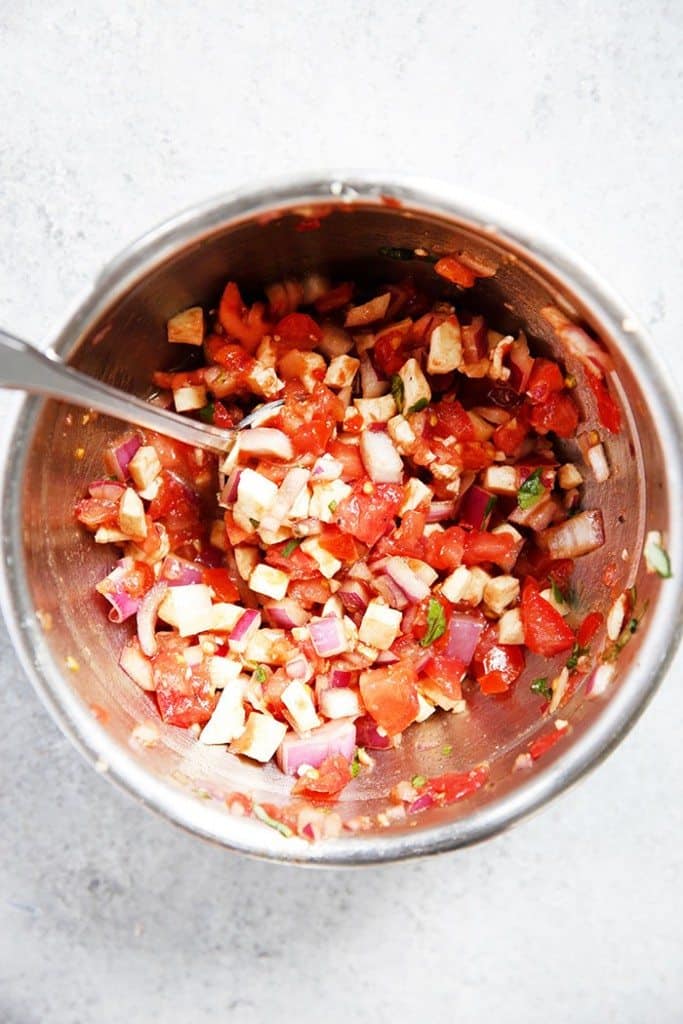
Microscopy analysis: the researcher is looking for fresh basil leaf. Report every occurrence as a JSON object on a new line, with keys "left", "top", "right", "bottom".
{"left": 644, "top": 533, "right": 672, "bottom": 579}
{"left": 253, "top": 665, "right": 268, "bottom": 684}
{"left": 482, "top": 494, "right": 497, "bottom": 526}
{"left": 282, "top": 537, "right": 302, "bottom": 558}
{"left": 530, "top": 677, "right": 552, "bottom": 699}
{"left": 198, "top": 404, "right": 215, "bottom": 424}
{"left": 419, "top": 598, "right": 447, "bottom": 647}
{"left": 517, "top": 467, "right": 546, "bottom": 510}
{"left": 253, "top": 804, "right": 293, "bottom": 838}
{"left": 391, "top": 374, "right": 405, "bottom": 413}
{"left": 328, "top": 500, "right": 338, "bottom": 513}
{"left": 407, "top": 397, "right": 429, "bottom": 414}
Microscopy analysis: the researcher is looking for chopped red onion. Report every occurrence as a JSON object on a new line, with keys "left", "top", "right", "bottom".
{"left": 228, "top": 609, "right": 262, "bottom": 652}
{"left": 375, "top": 649, "right": 400, "bottom": 664}
{"left": 285, "top": 655, "right": 310, "bottom": 680}
{"left": 359, "top": 353, "right": 389, "bottom": 398}
{"left": 276, "top": 718, "right": 357, "bottom": 775}
{"left": 136, "top": 582, "right": 169, "bottom": 657}
{"left": 260, "top": 467, "right": 311, "bottom": 532}
{"left": 338, "top": 578, "right": 370, "bottom": 614}
{"left": 160, "top": 555, "right": 203, "bottom": 587}
{"left": 426, "top": 500, "right": 457, "bottom": 523}
{"left": 309, "top": 616, "right": 349, "bottom": 657}
{"left": 540, "top": 509, "right": 605, "bottom": 559}
{"left": 264, "top": 599, "right": 310, "bottom": 629}
{"left": 585, "top": 663, "right": 616, "bottom": 699}
{"left": 95, "top": 565, "right": 141, "bottom": 623}
{"left": 445, "top": 612, "right": 486, "bottom": 666}
{"left": 355, "top": 714, "right": 392, "bottom": 750}
{"left": 105, "top": 435, "right": 142, "bottom": 481}
{"left": 311, "top": 455, "right": 343, "bottom": 481}
{"left": 407, "top": 792, "right": 436, "bottom": 814}
{"left": 385, "top": 556, "right": 430, "bottom": 602}
{"left": 508, "top": 335, "right": 534, "bottom": 393}
{"left": 348, "top": 561, "right": 373, "bottom": 583}
{"left": 329, "top": 668, "right": 356, "bottom": 688}
{"left": 119, "top": 640, "right": 155, "bottom": 691}
{"left": 238, "top": 427, "right": 294, "bottom": 460}
{"left": 459, "top": 486, "right": 495, "bottom": 530}
{"left": 220, "top": 468, "right": 242, "bottom": 506}
{"left": 509, "top": 495, "right": 561, "bottom": 532}
{"left": 88, "top": 479, "right": 126, "bottom": 501}
{"left": 360, "top": 430, "right": 403, "bottom": 483}
{"left": 373, "top": 574, "right": 409, "bottom": 610}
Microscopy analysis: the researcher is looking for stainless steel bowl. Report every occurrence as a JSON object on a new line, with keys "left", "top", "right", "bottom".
{"left": 1, "top": 174, "right": 681, "bottom": 865}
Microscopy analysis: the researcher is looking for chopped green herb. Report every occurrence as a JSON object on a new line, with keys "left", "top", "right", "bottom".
{"left": 253, "top": 804, "right": 293, "bottom": 838}
{"left": 379, "top": 246, "right": 437, "bottom": 263}
{"left": 644, "top": 532, "right": 672, "bottom": 579}
{"left": 604, "top": 597, "right": 648, "bottom": 662}
{"left": 253, "top": 665, "right": 268, "bottom": 684}
{"left": 350, "top": 761, "right": 361, "bottom": 778}
{"left": 198, "top": 403, "right": 215, "bottom": 424}
{"left": 249, "top": 517, "right": 260, "bottom": 528}
{"left": 411, "top": 774, "right": 427, "bottom": 789}
{"left": 482, "top": 494, "right": 497, "bottom": 526}
{"left": 530, "top": 677, "right": 552, "bottom": 699}
{"left": 328, "top": 500, "right": 338, "bottom": 513}
{"left": 551, "top": 579, "right": 566, "bottom": 606}
{"left": 407, "top": 397, "right": 429, "bottom": 414}
{"left": 566, "top": 643, "right": 589, "bottom": 671}
{"left": 391, "top": 374, "right": 405, "bottom": 413}
{"left": 281, "top": 537, "right": 302, "bottom": 558}
{"left": 517, "top": 468, "right": 546, "bottom": 510}
{"left": 419, "top": 598, "right": 447, "bottom": 647}
{"left": 441, "top": 744, "right": 453, "bottom": 756}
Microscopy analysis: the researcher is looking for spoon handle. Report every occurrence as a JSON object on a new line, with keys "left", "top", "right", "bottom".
{"left": 0, "top": 328, "right": 236, "bottom": 454}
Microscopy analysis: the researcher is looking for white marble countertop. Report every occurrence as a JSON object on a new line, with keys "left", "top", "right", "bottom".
{"left": 1, "top": 2, "right": 682, "bottom": 1021}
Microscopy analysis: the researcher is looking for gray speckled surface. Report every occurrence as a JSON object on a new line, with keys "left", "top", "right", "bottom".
{"left": 1, "top": 2, "right": 682, "bottom": 1021}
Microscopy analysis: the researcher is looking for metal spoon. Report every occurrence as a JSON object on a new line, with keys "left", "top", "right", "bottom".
{"left": 0, "top": 329, "right": 283, "bottom": 453}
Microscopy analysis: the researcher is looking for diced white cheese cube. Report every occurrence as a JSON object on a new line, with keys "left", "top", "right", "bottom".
{"left": 498, "top": 608, "right": 524, "bottom": 645}
{"left": 235, "top": 468, "right": 279, "bottom": 524}
{"left": 322, "top": 595, "right": 344, "bottom": 619}
{"left": 405, "top": 558, "right": 439, "bottom": 587}
{"left": 258, "top": 524, "right": 292, "bottom": 546}
{"left": 173, "top": 385, "right": 207, "bottom": 412}
{"left": 207, "top": 656, "right": 243, "bottom": 689}
{"left": 167, "top": 306, "right": 204, "bottom": 346}
{"left": 229, "top": 712, "right": 287, "bottom": 762}
{"left": 397, "top": 357, "right": 432, "bottom": 412}
{"left": 309, "top": 479, "right": 352, "bottom": 523}
{"left": 483, "top": 576, "right": 520, "bottom": 616}
{"left": 354, "top": 394, "right": 397, "bottom": 425}
{"left": 255, "top": 335, "right": 278, "bottom": 369}
{"left": 281, "top": 680, "right": 321, "bottom": 733}
{"left": 300, "top": 537, "right": 342, "bottom": 579}
{"left": 415, "top": 693, "right": 436, "bottom": 722}
{"left": 427, "top": 320, "right": 462, "bottom": 374}
{"left": 431, "top": 462, "right": 460, "bottom": 482}
{"left": 118, "top": 487, "right": 147, "bottom": 539}
{"left": 128, "top": 445, "right": 162, "bottom": 492}
{"left": 208, "top": 603, "right": 244, "bottom": 632}
{"left": 95, "top": 526, "right": 130, "bottom": 544}
{"left": 158, "top": 584, "right": 215, "bottom": 637}
{"left": 249, "top": 564, "right": 290, "bottom": 600}
{"left": 199, "top": 678, "right": 247, "bottom": 745}
{"left": 482, "top": 465, "right": 519, "bottom": 495}
{"left": 234, "top": 545, "right": 259, "bottom": 580}
{"left": 558, "top": 463, "right": 584, "bottom": 489}
{"left": 399, "top": 477, "right": 432, "bottom": 514}
{"left": 358, "top": 600, "right": 403, "bottom": 650}
{"left": 319, "top": 687, "right": 362, "bottom": 719}
{"left": 245, "top": 363, "right": 284, "bottom": 399}
{"left": 289, "top": 484, "right": 311, "bottom": 521}
{"left": 182, "top": 644, "right": 204, "bottom": 666}
{"left": 420, "top": 681, "right": 467, "bottom": 713}
{"left": 324, "top": 354, "right": 360, "bottom": 389}
{"left": 540, "top": 587, "right": 570, "bottom": 616}
{"left": 387, "top": 414, "right": 417, "bottom": 455}
{"left": 441, "top": 566, "right": 491, "bottom": 606}
{"left": 343, "top": 615, "right": 359, "bottom": 650}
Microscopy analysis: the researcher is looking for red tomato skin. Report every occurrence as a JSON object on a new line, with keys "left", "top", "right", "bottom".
{"left": 424, "top": 765, "right": 489, "bottom": 805}
{"left": 434, "top": 257, "right": 477, "bottom": 288}
{"left": 586, "top": 372, "right": 622, "bottom": 433}
{"left": 266, "top": 543, "right": 320, "bottom": 580}
{"left": 526, "top": 358, "right": 565, "bottom": 403}
{"left": 577, "top": 611, "right": 604, "bottom": 649}
{"left": 528, "top": 392, "right": 580, "bottom": 438}
{"left": 472, "top": 626, "right": 525, "bottom": 692}
{"left": 292, "top": 754, "right": 351, "bottom": 798}
{"left": 462, "top": 530, "right": 516, "bottom": 569}
{"left": 428, "top": 398, "right": 475, "bottom": 442}
{"left": 528, "top": 724, "right": 569, "bottom": 760}
{"left": 275, "top": 312, "right": 323, "bottom": 351}
{"left": 421, "top": 654, "right": 465, "bottom": 701}
{"left": 327, "top": 440, "right": 364, "bottom": 481}
{"left": 520, "top": 578, "right": 575, "bottom": 656}
{"left": 318, "top": 527, "right": 360, "bottom": 563}
{"left": 218, "top": 281, "right": 268, "bottom": 352}
{"left": 202, "top": 568, "right": 239, "bottom": 603}
{"left": 425, "top": 526, "right": 466, "bottom": 571}
{"left": 359, "top": 660, "right": 419, "bottom": 736}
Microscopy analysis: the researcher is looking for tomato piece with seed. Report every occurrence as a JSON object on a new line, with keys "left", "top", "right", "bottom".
{"left": 293, "top": 754, "right": 352, "bottom": 798}
{"left": 359, "top": 660, "right": 419, "bottom": 736}
{"left": 520, "top": 578, "right": 575, "bottom": 656}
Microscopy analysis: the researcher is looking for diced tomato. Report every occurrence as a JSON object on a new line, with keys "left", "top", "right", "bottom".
{"left": 266, "top": 542, "right": 320, "bottom": 579}
{"left": 359, "top": 659, "right": 419, "bottom": 736}
{"left": 318, "top": 527, "right": 360, "bottom": 563}
{"left": 153, "top": 639, "right": 217, "bottom": 728}
{"left": 577, "top": 610, "right": 604, "bottom": 649}
{"left": 206, "top": 342, "right": 255, "bottom": 383}
{"left": 275, "top": 380, "right": 345, "bottom": 457}
{"left": 526, "top": 358, "right": 565, "bottom": 404}
{"left": 472, "top": 625, "right": 525, "bottom": 693}
{"left": 528, "top": 723, "right": 569, "bottom": 761}
{"left": 153, "top": 367, "right": 207, "bottom": 390}
{"left": 515, "top": 546, "right": 575, "bottom": 591}
{"left": 373, "top": 328, "right": 410, "bottom": 376}
{"left": 275, "top": 312, "right": 323, "bottom": 351}
{"left": 202, "top": 567, "right": 239, "bottom": 603}
{"left": 425, "top": 526, "right": 466, "bottom": 571}
{"left": 224, "top": 510, "right": 251, "bottom": 546}
{"left": 520, "top": 577, "right": 575, "bottom": 656}
{"left": 262, "top": 668, "right": 290, "bottom": 719}
{"left": 455, "top": 441, "right": 496, "bottom": 471}
{"left": 74, "top": 497, "right": 119, "bottom": 531}
{"left": 434, "top": 256, "right": 477, "bottom": 288}
{"left": 288, "top": 578, "right": 332, "bottom": 608}
{"left": 423, "top": 765, "right": 489, "bottom": 805}
{"left": 212, "top": 401, "right": 243, "bottom": 429}
{"left": 336, "top": 481, "right": 404, "bottom": 547}
{"left": 327, "top": 440, "right": 364, "bottom": 481}
{"left": 428, "top": 398, "right": 475, "bottom": 442}
{"left": 420, "top": 653, "right": 465, "bottom": 701}
{"left": 293, "top": 754, "right": 352, "bottom": 798}
{"left": 122, "top": 560, "right": 155, "bottom": 599}
{"left": 529, "top": 391, "right": 580, "bottom": 438}
{"left": 149, "top": 471, "right": 202, "bottom": 545}
{"left": 492, "top": 416, "right": 529, "bottom": 455}
{"left": 586, "top": 372, "right": 622, "bottom": 433}
{"left": 314, "top": 281, "right": 354, "bottom": 314}
{"left": 293, "top": 418, "right": 335, "bottom": 456}
{"left": 462, "top": 530, "right": 516, "bottom": 569}
{"left": 218, "top": 281, "right": 268, "bottom": 352}
{"left": 375, "top": 509, "right": 427, "bottom": 560}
